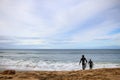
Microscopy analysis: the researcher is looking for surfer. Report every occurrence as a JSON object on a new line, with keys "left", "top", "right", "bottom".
{"left": 79, "top": 55, "right": 87, "bottom": 70}
{"left": 88, "top": 59, "right": 93, "bottom": 69}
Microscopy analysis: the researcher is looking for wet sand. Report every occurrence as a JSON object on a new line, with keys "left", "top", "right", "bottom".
{"left": 0, "top": 68, "right": 120, "bottom": 80}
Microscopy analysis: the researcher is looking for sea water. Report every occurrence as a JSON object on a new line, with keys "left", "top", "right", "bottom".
{"left": 0, "top": 49, "right": 120, "bottom": 71}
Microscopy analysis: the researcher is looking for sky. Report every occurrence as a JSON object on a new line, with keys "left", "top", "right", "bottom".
{"left": 0, "top": 0, "right": 120, "bottom": 49}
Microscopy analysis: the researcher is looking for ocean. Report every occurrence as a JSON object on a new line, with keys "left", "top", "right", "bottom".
{"left": 0, "top": 49, "right": 120, "bottom": 71}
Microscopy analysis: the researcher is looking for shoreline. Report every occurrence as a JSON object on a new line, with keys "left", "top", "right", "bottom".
{"left": 0, "top": 66, "right": 119, "bottom": 71}
{"left": 0, "top": 68, "right": 120, "bottom": 80}
{"left": 0, "top": 62, "right": 119, "bottom": 71}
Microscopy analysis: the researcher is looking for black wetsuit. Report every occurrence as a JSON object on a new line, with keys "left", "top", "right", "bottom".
{"left": 80, "top": 57, "right": 87, "bottom": 70}
{"left": 88, "top": 60, "right": 93, "bottom": 69}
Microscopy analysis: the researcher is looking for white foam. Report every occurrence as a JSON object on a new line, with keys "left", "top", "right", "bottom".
{"left": 0, "top": 58, "right": 120, "bottom": 71}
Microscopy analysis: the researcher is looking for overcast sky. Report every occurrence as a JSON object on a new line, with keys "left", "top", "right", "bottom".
{"left": 0, "top": 0, "right": 120, "bottom": 49}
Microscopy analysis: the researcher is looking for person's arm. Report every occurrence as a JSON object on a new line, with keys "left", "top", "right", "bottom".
{"left": 79, "top": 58, "right": 82, "bottom": 65}
{"left": 85, "top": 58, "right": 87, "bottom": 63}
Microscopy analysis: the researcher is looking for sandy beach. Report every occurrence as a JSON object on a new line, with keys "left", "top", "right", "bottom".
{"left": 0, "top": 68, "right": 120, "bottom": 80}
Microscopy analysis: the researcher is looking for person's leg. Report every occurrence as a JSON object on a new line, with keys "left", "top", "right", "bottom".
{"left": 90, "top": 65, "right": 93, "bottom": 69}
{"left": 82, "top": 64, "right": 86, "bottom": 70}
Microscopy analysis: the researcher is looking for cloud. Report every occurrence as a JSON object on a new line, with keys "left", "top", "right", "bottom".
{"left": 0, "top": 0, "right": 119, "bottom": 37}
{"left": 71, "top": 20, "right": 120, "bottom": 42}
{"left": 94, "top": 33, "right": 120, "bottom": 41}
{"left": 0, "top": 0, "right": 120, "bottom": 49}
{"left": 52, "top": 0, "right": 120, "bottom": 32}
{"left": 15, "top": 39, "right": 45, "bottom": 45}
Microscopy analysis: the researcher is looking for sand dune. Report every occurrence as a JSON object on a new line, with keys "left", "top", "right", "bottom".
{"left": 0, "top": 68, "right": 120, "bottom": 80}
